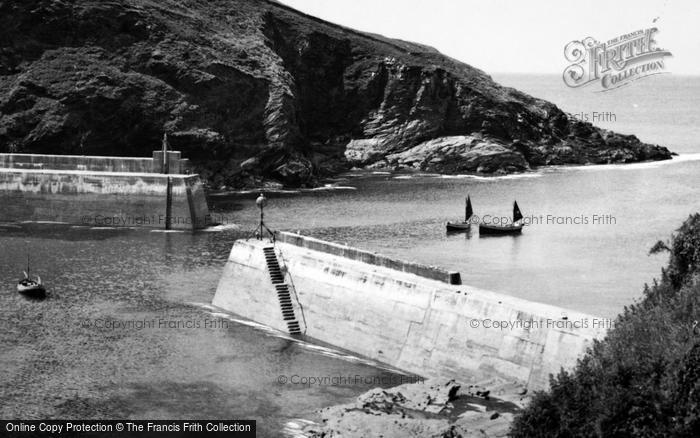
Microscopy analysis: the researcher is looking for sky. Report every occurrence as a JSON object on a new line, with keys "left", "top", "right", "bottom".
{"left": 278, "top": 0, "right": 700, "bottom": 75}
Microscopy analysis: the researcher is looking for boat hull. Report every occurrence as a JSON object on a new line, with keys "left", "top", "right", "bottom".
{"left": 446, "top": 222, "right": 472, "bottom": 232}
{"left": 18, "top": 282, "right": 46, "bottom": 297}
{"left": 479, "top": 223, "right": 523, "bottom": 235}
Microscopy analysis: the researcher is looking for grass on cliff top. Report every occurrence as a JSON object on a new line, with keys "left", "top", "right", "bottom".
{"left": 511, "top": 213, "right": 700, "bottom": 437}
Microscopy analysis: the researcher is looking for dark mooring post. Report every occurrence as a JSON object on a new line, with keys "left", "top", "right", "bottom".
{"left": 162, "top": 132, "right": 170, "bottom": 174}
{"left": 162, "top": 133, "right": 172, "bottom": 230}
{"left": 256, "top": 193, "right": 267, "bottom": 240}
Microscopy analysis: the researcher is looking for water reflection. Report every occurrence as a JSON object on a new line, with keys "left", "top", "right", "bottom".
{"left": 0, "top": 224, "right": 406, "bottom": 437}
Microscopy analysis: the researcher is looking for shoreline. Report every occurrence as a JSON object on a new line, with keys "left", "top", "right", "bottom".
{"left": 207, "top": 153, "right": 700, "bottom": 197}
{"left": 296, "top": 378, "right": 529, "bottom": 438}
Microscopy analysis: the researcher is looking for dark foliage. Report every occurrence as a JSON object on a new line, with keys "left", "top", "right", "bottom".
{"left": 511, "top": 214, "right": 700, "bottom": 437}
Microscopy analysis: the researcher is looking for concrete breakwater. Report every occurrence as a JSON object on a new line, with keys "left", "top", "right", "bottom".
{"left": 0, "top": 152, "right": 209, "bottom": 230}
{"left": 213, "top": 232, "right": 608, "bottom": 390}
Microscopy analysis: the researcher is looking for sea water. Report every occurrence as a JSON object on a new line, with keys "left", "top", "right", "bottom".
{"left": 1, "top": 74, "right": 698, "bottom": 436}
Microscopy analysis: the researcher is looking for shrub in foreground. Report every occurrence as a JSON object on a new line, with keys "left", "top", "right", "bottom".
{"left": 511, "top": 214, "right": 700, "bottom": 437}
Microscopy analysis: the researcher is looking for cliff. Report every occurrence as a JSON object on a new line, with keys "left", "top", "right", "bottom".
{"left": 0, "top": 0, "right": 673, "bottom": 188}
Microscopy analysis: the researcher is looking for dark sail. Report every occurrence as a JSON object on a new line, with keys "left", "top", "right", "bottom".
{"left": 513, "top": 201, "right": 523, "bottom": 223}
{"left": 465, "top": 196, "right": 473, "bottom": 221}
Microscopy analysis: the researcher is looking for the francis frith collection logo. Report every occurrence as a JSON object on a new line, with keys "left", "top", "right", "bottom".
{"left": 563, "top": 27, "right": 672, "bottom": 91}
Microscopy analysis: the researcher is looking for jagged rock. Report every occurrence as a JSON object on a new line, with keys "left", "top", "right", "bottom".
{"left": 315, "top": 409, "right": 468, "bottom": 438}
{"left": 384, "top": 135, "right": 530, "bottom": 174}
{"left": 303, "top": 379, "right": 521, "bottom": 438}
{"left": 0, "top": 0, "right": 673, "bottom": 188}
{"left": 270, "top": 155, "right": 313, "bottom": 186}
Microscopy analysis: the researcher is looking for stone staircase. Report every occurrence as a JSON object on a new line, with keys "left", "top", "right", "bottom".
{"left": 263, "top": 246, "right": 302, "bottom": 335}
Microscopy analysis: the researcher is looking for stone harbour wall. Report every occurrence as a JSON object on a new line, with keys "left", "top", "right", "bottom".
{"left": 213, "top": 235, "right": 608, "bottom": 390}
{"left": 0, "top": 153, "right": 208, "bottom": 230}
{"left": 0, "top": 152, "right": 191, "bottom": 174}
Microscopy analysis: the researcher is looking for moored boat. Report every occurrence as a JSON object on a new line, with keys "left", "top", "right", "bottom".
{"left": 446, "top": 196, "right": 474, "bottom": 232}
{"left": 479, "top": 201, "right": 524, "bottom": 236}
{"left": 17, "top": 255, "right": 46, "bottom": 298}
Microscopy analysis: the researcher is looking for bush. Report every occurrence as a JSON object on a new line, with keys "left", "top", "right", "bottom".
{"left": 511, "top": 214, "right": 700, "bottom": 437}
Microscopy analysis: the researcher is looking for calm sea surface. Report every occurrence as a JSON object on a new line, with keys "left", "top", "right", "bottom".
{"left": 1, "top": 74, "right": 698, "bottom": 435}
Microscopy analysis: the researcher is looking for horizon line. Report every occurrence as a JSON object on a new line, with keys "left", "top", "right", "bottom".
{"left": 488, "top": 71, "right": 700, "bottom": 76}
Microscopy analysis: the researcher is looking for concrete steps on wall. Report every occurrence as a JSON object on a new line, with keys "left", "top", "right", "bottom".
{"left": 263, "top": 246, "right": 302, "bottom": 335}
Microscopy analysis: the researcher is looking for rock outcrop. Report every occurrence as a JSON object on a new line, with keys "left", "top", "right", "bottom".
{"left": 0, "top": 0, "right": 672, "bottom": 188}
{"left": 301, "top": 379, "right": 528, "bottom": 438}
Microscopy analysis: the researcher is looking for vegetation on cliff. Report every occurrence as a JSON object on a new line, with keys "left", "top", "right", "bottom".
{"left": 0, "top": 0, "right": 672, "bottom": 188}
{"left": 511, "top": 214, "right": 700, "bottom": 437}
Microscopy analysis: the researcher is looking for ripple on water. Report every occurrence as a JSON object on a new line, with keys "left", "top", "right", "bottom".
{"left": 1, "top": 225, "right": 411, "bottom": 437}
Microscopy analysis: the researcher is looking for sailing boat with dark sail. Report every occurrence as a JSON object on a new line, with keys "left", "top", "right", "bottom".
{"left": 446, "top": 196, "right": 474, "bottom": 232}
{"left": 479, "top": 201, "right": 524, "bottom": 235}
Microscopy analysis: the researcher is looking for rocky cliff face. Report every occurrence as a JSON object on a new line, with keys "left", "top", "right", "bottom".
{"left": 0, "top": 0, "right": 672, "bottom": 188}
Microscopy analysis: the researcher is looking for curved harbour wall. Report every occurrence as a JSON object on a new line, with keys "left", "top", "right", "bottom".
{"left": 0, "top": 152, "right": 208, "bottom": 230}
{"left": 213, "top": 232, "right": 608, "bottom": 390}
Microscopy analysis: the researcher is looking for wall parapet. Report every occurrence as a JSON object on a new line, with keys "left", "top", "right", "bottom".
{"left": 0, "top": 151, "right": 191, "bottom": 174}
{"left": 276, "top": 231, "right": 462, "bottom": 285}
